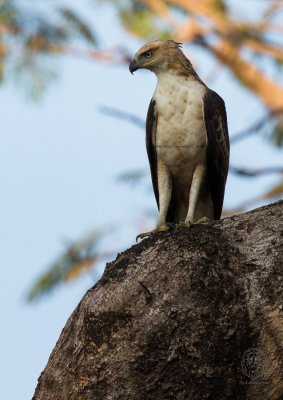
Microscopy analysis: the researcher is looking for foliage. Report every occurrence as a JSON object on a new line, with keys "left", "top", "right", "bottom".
{"left": 0, "top": 0, "right": 97, "bottom": 97}
{"left": 119, "top": 2, "right": 171, "bottom": 39}
{"left": 27, "top": 232, "right": 101, "bottom": 302}
{"left": 269, "top": 118, "right": 283, "bottom": 147}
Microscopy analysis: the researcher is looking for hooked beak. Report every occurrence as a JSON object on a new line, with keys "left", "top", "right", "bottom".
{"left": 129, "top": 60, "right": 139, "bottom": 74}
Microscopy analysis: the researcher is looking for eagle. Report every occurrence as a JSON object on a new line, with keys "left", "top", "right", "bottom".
{"left": 129, "top": 40, "right": 229, "bottom": 239}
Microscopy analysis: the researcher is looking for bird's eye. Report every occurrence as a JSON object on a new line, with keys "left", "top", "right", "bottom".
{"left": 144, "top": 51, "right": 152, "bottom": 58}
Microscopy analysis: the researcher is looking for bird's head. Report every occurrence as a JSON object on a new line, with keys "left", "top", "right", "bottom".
{"left": 129, "top": 40, "right": 196, "bottom": 77}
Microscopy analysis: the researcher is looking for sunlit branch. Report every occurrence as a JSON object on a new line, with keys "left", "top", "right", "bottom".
{"left": 58, "top": 45, "right": 132, "bottom": 64}
{"left": 194, "top": 37, "right": 283, "bottom": 110}
{"left": 2, "top": 40, "right": 132, "bottom": 65}
{"left": 244, "top": 38, "right": 283, "bottom": 60}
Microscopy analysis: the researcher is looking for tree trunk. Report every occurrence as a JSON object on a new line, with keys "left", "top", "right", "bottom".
{"left": 33, "top": 201, "right": 283, "bottom": 400}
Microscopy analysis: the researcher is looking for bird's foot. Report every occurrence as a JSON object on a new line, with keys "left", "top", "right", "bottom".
{"left": 175, "top": 221, "right": 193, "bottom": 229}
{"left": 136, "top": 224, "right": 171, "bottom": 242}
{"left": 176, "top": 217, "right": 210, "bottom": 229}
{"left": 194, "top": 216, "right": 210, "bottom": 224}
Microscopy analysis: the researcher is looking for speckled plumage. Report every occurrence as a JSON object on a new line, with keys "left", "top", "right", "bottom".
{"left": 153, "top": 74, "right": 210, "bottom": 222}
{"left": 130, "top": 40, "right": 230, "bottom": 228}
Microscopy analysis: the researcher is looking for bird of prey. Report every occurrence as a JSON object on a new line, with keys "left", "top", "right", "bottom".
{"left": 129, "top": 40, "right": 229, "bottom": 239}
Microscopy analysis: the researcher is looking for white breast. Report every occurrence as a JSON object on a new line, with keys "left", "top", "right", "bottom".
{"left": 153, "top": 73, "right": 207, "bottom": 179}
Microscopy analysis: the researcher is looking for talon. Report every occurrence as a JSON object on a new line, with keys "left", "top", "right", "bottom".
{"left": 136, "top": 225, "right": 170, "bottom": 242}
{"left": 136, "top": 232, "right": 151, "bottom": 242}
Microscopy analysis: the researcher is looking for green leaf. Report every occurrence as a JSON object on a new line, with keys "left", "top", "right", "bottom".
{"left": 11, "top": 51, "right": 58, "bottom": 100}
{"left": 268, "top": 117, "right": 283, "bottom": 147}
{"left": 58, "top": 7, "right": 97, "bottom": 45}
{"left": 120, "top": 8, "right": 171, "bottom": 40}
{"left": 211, "top": 0, "right": 227, "bottom": 15}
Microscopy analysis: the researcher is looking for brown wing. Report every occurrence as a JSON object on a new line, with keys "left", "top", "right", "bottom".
{"left": 146, "top": 99, "right": 159, "bottom": 208}
{"left": 203, "top": 89, "right": 230, "bottom": 219}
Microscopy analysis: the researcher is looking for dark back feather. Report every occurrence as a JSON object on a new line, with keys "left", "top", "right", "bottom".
{"left": 203, "top": 90, "right": 230, "bottom": 219}
{"left": 146, "top": 99, "right": 159, "bottom": 208}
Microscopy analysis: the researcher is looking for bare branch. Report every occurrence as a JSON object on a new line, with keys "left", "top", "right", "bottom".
{"left": 229, "top": 165, "right": 283, "bottom": 177}
{"left": 230, "top": 109, "right": 283, "bottom": 144}
{"left": 99, "top": 105, "right": 145, "bottom": 129}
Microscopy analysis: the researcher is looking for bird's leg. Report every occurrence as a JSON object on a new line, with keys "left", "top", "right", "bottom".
{"left": 176, "top": 164, "right": 206, "bottom": 228}
{"left": 137, "top": 161, "right": 172, "bottom": 241}
{"left": 155, "top": 161, "right": 172, "bottom": 229}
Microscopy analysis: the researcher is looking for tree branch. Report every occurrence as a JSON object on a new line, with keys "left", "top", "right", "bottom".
{"left": 32, "top": 201, "right": 283, "bottom": 400}
{"left": 229, "top": 165, "right": 283, "bottom": 177}
{"left": 99, "top": 105, "right": 145, "bottom": 129}
{"left": 230, "top": 109, "right": 283, "bottom": 144}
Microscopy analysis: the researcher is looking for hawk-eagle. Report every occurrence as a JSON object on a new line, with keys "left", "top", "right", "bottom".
{"left": 129, "top": 40, "right": 229, "bottom": 239}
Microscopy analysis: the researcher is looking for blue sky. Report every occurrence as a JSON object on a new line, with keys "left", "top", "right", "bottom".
{"left": 0, "top": 1, "right": 282, "bottom": 399}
